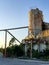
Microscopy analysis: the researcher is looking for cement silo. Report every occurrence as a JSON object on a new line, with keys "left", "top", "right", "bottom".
{"left": 28, "top": 8, "right": 43, "bottom": 37}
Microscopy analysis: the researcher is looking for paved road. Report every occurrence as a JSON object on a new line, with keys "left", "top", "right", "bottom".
{"left": 0, "top": 58, "right": 49, "bottom": 65}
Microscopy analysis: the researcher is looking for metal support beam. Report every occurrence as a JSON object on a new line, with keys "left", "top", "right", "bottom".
{"left": 0, "top": 26, "right": 28, "bottom": 31}
{"left": 7, "top": 30, "right": 21, "bottom": 44}
{"left": 5, "top": 30, "right": 7, "bottom": 57}
{"left": 0, "top": 26, "right": 28, "bottom": 57}
{"left": 25, "top": 44, "right": 27, "bottom": 56}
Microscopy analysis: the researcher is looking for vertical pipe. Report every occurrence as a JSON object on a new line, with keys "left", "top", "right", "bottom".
{"left": 5, "top": 30, "right": 7, "bottom": 57}
{"left": 25, "top": 44, "right": 27, "bottom": 56}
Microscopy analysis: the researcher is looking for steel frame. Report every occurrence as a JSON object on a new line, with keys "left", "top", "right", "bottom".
{"left": 0, "top": 26, "right": 28, "bottom": 57}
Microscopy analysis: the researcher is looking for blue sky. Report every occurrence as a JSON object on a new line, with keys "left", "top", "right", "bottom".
{"left": 0, "top": 0, "right": 49, "bottom": 29}
{"left": 0, "top": 0, "right": 49, "bottom": 47}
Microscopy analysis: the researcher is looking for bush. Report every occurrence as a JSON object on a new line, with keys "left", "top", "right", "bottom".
{"left": 32, "top": 50, "right": 40, "bottom": 58}
{"left": 3, "top": 44, "right": 24, "bottom": 57}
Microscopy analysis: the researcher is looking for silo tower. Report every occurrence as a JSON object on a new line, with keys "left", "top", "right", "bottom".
{"left": 28, "top": 8, "right": 43, "bottom": 37}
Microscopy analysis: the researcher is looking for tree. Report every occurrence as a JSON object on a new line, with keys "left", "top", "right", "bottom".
{"left": 9, "top": 37, "right": 16, "bottom": 46}
{"left": 5, "top": 37, "right": 24, "bottom": 57}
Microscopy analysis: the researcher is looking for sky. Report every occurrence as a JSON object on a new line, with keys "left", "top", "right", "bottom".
{"left": 0, "top": 0, "right": 49, "bottom": 47}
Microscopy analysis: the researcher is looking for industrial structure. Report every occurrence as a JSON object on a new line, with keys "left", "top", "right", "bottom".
{"left": 1, "top": 8, "right": 49, "bottom": 58}
{"left": 22, "top": 8, "right": 49, "bottom": 58}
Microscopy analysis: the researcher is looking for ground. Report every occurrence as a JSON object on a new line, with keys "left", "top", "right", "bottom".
{"left": 0, "top": 58, "right": 49, "bottom": 65}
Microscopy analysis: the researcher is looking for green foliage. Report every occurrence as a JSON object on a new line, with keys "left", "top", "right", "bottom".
{"left": 32, "top": 50, "right": 40, "bottom": 58}
{"left": 6, "top": 44, "right": 24, "bottom": 57}
{"left": 43, "top": 49, "right": 49, "bottom": 56}
{"left": 32, "top": 49, "right": 49, "bottom": 60}
{"left": 6, "top": 47, "right": 12, "bottom": 57}
{"left": 4, "top": 37, "right": 24, "bottom": 57}
{"left": 0, "top": 48, "right": 3, "bottom": 53}
{"left": 9, "top": 37, "right": 15, "bottom": 46}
